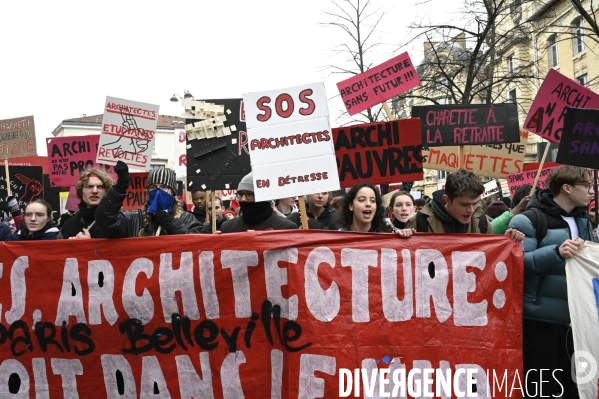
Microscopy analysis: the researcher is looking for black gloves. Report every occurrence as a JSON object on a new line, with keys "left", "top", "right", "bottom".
{"left": 154, "top": 210, "right": 174, "bottom": 226}
{"left": 113, "top": 161, "right": 131, "bottom": 194}
{"left": 7, "top": 196, "right": 21, "bottom": 216}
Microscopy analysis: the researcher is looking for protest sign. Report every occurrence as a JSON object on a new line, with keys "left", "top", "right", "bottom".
{"left": 0, "top": 166, "right": 44, "bottom": 219}
{"left": 556, "top": 108, "right": 599, "bottom": 169}
{"left": 186, "top": 99, "right": 251, "bottom": 191}
{"left": 97, "top": 96, "right": 159, "bottom": 169}
{"left": 123, "top": 172, "right": 149, "bottom": 210}
{"left": 482, "top": 180, "right": 500, "bottom": 198}
{"left": 524, "top": 69, "right": 599, "bottom": 144}
{"left": 332, "top": 119, "right": 424, "bottom": 187}
{"left": 8, "top": 155, "right": 48, "bottom": 174}
{"left": 42, "top": 174, "right": 62, "bottom": 219}
{"left": 337, "top": 52, "right": 420, "bottom": 116}
{"left": 412, "top": 104, "right": 520, "bottom": 147}
{"left": 522, "top": 161, "right": 561, "bottom": 172}
{"left": 0, "top": 231, "right": 523, "bottom": 398}
{"left": 65, "top": 186, "right": 79, "bottom": 211}
{"left": 566, "top": 240, "right": 599, "bottom": 399}
{"left": 243, "top": 82, "right": 340, "bottom": 201}
{"left": 423, "top": 129, "right": 529, "bottom": 178}
{"left": 47, "top": 135, "right": 116, "bottom": 187}
{"left": 220, "top": 189, "right": 236, "bottom": 200}
{"left": 0, "top": 115, "right": 36, "bottom": 159}
{"left": 506, "top": 166, "right": 559, "bottom": 197}
{"left": 173, "top": 129, "right": 187, "bottom": 179}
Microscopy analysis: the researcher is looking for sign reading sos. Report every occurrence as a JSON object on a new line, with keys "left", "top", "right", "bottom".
{"left": 243, "top": 82, "right": 329, "bottom": 129}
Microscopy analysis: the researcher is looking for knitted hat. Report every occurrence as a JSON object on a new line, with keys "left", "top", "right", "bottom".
{"left": 237, "top": 172, "right": 254, "bottom": 192}
{"left": 148, "top": 167, "right": 177, "bottom": 193}
{"left": 486, "top": 200, "right": 509, "bottom": 219}
{"left": 223, "top": 209, "right": 235, "bottom": 218}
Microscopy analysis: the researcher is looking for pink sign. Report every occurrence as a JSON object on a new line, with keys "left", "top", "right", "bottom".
{"left": 337, "top": 52, "right": 420, "bottom": 116}
{"left": 506, "top": 166, "right": 559, "bottom": 197}
{"left": 65, "top": 186, "right": 79, "bottom": 211}
{"left": 47, "top": 135, "right": 116, "bottom": 187}
{"left": 524, "top": 69, "right": 599, "bottom": 144}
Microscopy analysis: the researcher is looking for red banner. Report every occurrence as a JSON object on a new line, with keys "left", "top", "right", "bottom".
{"left": 0, "top": 232, "right": 523, "bottom": 398}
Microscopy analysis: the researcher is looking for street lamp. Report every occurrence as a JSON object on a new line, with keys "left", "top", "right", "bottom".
{"left": 170, "top": 90, "right": 194, "bottom": 102}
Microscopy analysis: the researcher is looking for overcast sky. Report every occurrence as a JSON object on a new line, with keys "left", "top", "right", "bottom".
{"left": 1, "top": 0, "right": 453, "bottom": 156}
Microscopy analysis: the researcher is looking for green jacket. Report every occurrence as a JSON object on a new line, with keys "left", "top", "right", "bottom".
{"left": 490, "top": 210, "right": 513, "bottom": 235}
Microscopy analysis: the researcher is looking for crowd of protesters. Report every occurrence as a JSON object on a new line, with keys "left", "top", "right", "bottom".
{"left": 1, "top": 160, "right": 599, "bottom": 397}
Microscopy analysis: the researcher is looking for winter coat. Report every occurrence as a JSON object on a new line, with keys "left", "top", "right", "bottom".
{"left": 220, "top": 212, "right": 297, "bottom": 233}
{"left": 508, "top": 189, "right": 593, "bottom": 325}
{"left": 490, "top": 210, "right": 513, "bottom": 235}
{"left": 405, "top": 190, "right": 493, "bottom": 234}
{"left": 14, "top": 222, "right": 59, "bottom": 240}
{"left": 201, "top": 216, "right": 228, "bottom": 234}
{"left": 0, "top": 223, "right": 16, "bottom": 241}
{"left": 286, "top": 206, "right": 343, "bottom": 230}
{"left": 96, "top": 187, "right": 204, "bottom": 238}
{"left": 58, "top": 206, "right": 108, "bottom": 239}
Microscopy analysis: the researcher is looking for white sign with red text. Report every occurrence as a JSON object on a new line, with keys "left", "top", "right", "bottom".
{"left": 242, "top": 82, "right": 340, "bottom": 201}
{"left": 173, "top": 129, "right": 187, "bottom": 179}
{"left": 96, "top": 96, "right": 159, "bottom": 170}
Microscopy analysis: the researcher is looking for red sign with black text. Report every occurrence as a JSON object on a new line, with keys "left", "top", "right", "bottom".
{"left": 0, "top": 232, "right": 523, "bottom": 398}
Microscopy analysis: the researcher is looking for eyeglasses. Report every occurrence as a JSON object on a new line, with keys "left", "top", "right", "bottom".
{"left": 575, "top": 182, "right": 594, "bottom": 193}
{"left": 24, "top": 212, "right": 47, "bottom": 218}
{"left": 235, "top": 191, "right": 255, "bottom": 200}
{"left": 84, "top": 184, "right": 106, "bottom": 191}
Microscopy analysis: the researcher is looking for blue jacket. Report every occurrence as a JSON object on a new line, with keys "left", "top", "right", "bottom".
{"left": 14, "top": 223, "right": 59, "bottom": 240}
{"left": 508, "top": 189, "right": 593, "bottom": 325}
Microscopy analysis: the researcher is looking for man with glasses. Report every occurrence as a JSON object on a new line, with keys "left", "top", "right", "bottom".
{"left": 59, "top": 168, "right": 114, "bottom": 239}
{"left": 96, "top": 161, "right": 203, "bottom": 237}
{"left": 509, "top": 166, "right": 595, "bottom": 398}
{"left": 220, "top": 172, "right": 297, "bottom": 233}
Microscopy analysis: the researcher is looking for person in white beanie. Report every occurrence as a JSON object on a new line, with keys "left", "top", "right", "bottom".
{"left": 220, "top": 172, "right": 297, "bottom": 233}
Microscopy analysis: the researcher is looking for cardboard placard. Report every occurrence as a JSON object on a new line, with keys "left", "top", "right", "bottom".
{"left": 411, "top": 104, "right": 520, "bottom": 147}
{"left": 42, "top": 174, "right": 62, "bottom": 219}
{"left": 65, "top": 186, "right": 79, "bottom": 211}
{"left": 173, "top": 129, "right": 187, "bottom": 179}
{"left": 423, "top": 129, "right": 529, "bottom": 178}
{"left": 97, "top": 96, "right": 159, "bottom": 169}
{"left": 524, "top": 69, "right": 599, "bottom": 144}
{"left": 47, "top": 135, "right": 116, "bottom": 187}
{"left": 332, "top": 119, "right": 424, "bottom": 187}
{"left": 0, "top": 166, "right": 44, "bottom": 219}
{"left": 556, "top": 108, "right": 599, "bottom": 169}
{"left": 220, "top": 189, "right": 236, "bottom": 200}
{"left": 123, "top": 172, "right": 149, "bottom": 210}
{"left": 482, "top": 180, "right": 500, "bottom": 198}
{"left": 506, "top": 166, "right": 559, "bottom": 197}
{"left": 186, "top": 99, "right": 251, "bottom": 191}
{"left": 337, "top": 52, "right": 420, "bottom": 116}
{"left": 8, "top": 156, "right": 49, "bottom": 174}
{"left": 0, "top": 115, "right": 36, "bottom": 159}
{"left": 0, "top": 231, "right": 523, "bottom": 397}
{"left": 243, "top": 83, "right": 340, "bottom": 201}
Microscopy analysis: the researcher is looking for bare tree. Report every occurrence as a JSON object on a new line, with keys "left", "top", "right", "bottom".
{"left": 321, "top": 0, "right": 388, "bottom": 125}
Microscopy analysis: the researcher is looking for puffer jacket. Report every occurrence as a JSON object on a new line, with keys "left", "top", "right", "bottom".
{"left": 96, "top": 187, "right": 204, "bottom": 238}
{"left": 508, "top": 189, "right": 593, "bottom": 325}
{"left": 405, "top": 189, "right": 493, "bottom": 234}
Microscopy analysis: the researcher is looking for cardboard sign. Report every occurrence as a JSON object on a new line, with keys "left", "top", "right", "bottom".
{"left": 506, "top": 166, "right": 559, "bottom": 197}
{"left": 524, "top": 69, "right": 599, "bottom": 144}
{"left": 411, "top": 104, "right": 520, "bottom": 147}
{"left": 0, "top": 166, "right": 44, "bottom": 219}
{"left": 482, "top": 180, "right": 500, "bottom": 198}
{"left": 0, "top": 231, "right": 523, "bottom": 397}
{"left": 8, "top": 155, "right": 49, "bottom": 174}
{"left": 556, "top": 108, "right": 599, "bottom": 169}
{"left": 186, "top": 99, "right": 251, "bottom": 191}
{"left": 337, "top": 52, "right": 420, "bottom": 116}
{"left": 566, "top": 240, "right": 599, "bottom": 399}
{"left": 173, "top": 129, "right": 187, "bottom": 179}
{"left": 332, "top": 119, "right": 424, "bottom": 187}
{"left": 423, "top": 129, "right": 529, "bottom": 178}
{"left": 42, "top": 174, "right": 62, "bottom": 220}
{"left": 123, "top": 172, "right": 149, "bottom": 210}
{"left": 47, "top": 135, "right": 116, "bottom": 187}
{"left": 0, "top": 115, "right": 36, "bottom": 159}
{"left": 243, "top": 83, "right": 340, "bottom": 201}
{"left": 220, "top": 189, "right": 236, "bottom": 200}
{"left": 65, "top": 186, "right": 79, "bottom": 211}
{"left": 97, "top": 96, "right": 159, "bottom": 169}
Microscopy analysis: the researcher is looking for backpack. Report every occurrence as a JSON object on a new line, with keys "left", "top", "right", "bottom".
{"left": 415, "top": 211, "right": 488, "bottom": 233}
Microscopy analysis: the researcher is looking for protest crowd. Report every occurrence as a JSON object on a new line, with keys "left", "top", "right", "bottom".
{"left": 1, "top": 61, "right": 599, "bottom": 399}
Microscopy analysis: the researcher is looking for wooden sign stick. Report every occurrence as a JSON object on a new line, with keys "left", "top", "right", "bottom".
{"left": 4, "top": 160, "right": 11, "bottom": 197}
{"left": 529, "top": 142, "right": 551, "bottom": 197}
{"left": 382, "top": 102, "right": 394, "bottom": 121}
{"left": 211, "top": 190, "right": 217, "bottom": 233}
{"left": 298, "top": 195, "right": 309, "bottom": 229}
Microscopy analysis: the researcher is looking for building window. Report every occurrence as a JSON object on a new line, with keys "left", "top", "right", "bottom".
{"left": 577, "top": 74, "right": 588, "bottom": 87}
{"left": 508, "top": 89, "right": 517, "bottom": 103}
{"left": 548, "top": 35, "right": 559, "bottom": 68}
{"left": 507, "top": 54, "right": 515, "bottom": 75}
{"left": 437, "top": 170, "right": 449, "bottom": 180}
{"left": 573, "top": 18, "right": 585, "bottom": 55}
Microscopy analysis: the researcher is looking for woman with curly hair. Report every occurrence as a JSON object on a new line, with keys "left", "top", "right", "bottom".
{"left": 96, "top": 161, "right": 203, "bottom": 237}
{"left": 339, "top": 183, "right": 413, "bottom": 237}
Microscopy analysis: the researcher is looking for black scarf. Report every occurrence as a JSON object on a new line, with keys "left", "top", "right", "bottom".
{"left": 392, "top": 218, "right": 406, "bottom": 230}
{"left": 431, "top": 196, "right": 468, "bottom": 233}
{"left": 78, "top": 201, "right": 97, "bottom": 226}
{"left": 240, "top": 201, "right": 273, "bottom": 225}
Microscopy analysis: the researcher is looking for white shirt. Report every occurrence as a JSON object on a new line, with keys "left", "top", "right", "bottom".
{"left": 561, "top": 216, "right": 579, "bottom": 239}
